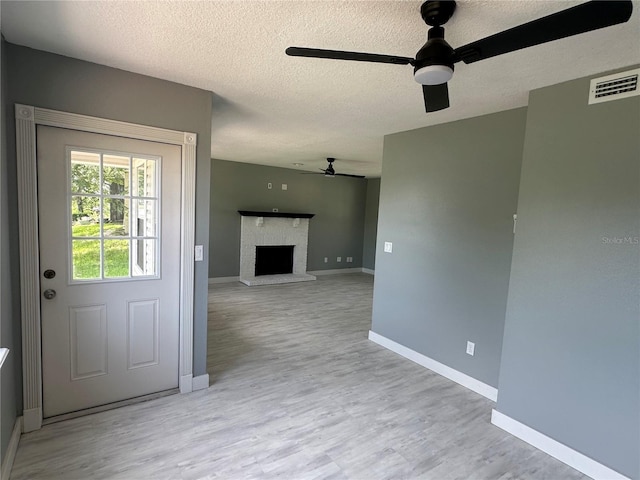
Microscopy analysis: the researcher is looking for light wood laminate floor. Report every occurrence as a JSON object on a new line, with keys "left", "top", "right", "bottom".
{"left": 11, "top": 273, "right": 586, "bottom": 479}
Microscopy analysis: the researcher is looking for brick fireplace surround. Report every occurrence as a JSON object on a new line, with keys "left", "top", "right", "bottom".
{"left": 238, "top": 211, "right": 317, "bottom": 286}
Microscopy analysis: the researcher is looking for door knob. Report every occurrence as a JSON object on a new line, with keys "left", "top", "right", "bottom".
{"left": 43, "top": 289, "right": 57, "bottom": 300}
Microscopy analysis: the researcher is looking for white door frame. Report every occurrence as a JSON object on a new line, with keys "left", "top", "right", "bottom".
{"left": 15, "top": 104, "right": 197, "bottom": 432}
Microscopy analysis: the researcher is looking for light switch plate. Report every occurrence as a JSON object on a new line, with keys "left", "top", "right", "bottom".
{"left": 282, "top": 184, "right": 287, "bottom": 190}
{"left": 194, "top": 245, "right": 203, "bottom": 261}
{"left": 384, "top": 242, "right": 393, "bottom": 253}
{"left": 466, "top": 341, "right": 475, "bottom": 356}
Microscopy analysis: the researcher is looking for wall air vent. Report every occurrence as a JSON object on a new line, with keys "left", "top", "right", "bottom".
{"left": 588, "top": 68, "right": 639, "bottom": 105}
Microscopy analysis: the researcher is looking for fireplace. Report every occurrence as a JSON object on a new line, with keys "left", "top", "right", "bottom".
{"left": 238, "top": 211, "right": 316, "bottom": 286}
{"left": 255, "top": 245, "right": 294, "bottom": 276}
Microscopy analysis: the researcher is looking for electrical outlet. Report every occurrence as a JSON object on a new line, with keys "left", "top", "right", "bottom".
{"left": 337, "top": 256, "right": 342, "bottom": 262}
{"left": 282, "top": 184, "right": 287, "bottom": 190}
{"left": 384, "top": 242, "right": 393, "bottom": 253}
{"left": 346, "top": 256, "right": 353, "bottom": 263}
{"left": 466, "top": 341, "right": 475, "bottom": 356}
{"left": 267, "top": 182, "right": 272, "bottom": 189}
{"left": 324, "top": 257, "right": 328, "bottom": 263}
{"left": 272, "top": 208, "right": 278, "bottom": 212}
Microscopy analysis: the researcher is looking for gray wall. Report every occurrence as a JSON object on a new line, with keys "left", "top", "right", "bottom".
{"left": 1, "top": 34, "right": 22, "bottom": 460}
{"left": 209, "top": 159, "right": 367, "bottom": 277}
{"left": 362, "top": 178, "right": 380, "bottom": 271}
{"left": 5, "top": 44, "right": 213, "bottom": 386}
{"left": 371, "top": 108, "right": 527, "bottom": 388}
{"left": 496, "top": 69, "right": 640, "bottom": 479}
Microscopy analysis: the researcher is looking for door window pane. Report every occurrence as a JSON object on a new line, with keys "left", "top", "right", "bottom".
{"left": 133, "top": 200, "right": 157, "bottom": 237}
{"left": 72, "top": 240, "right": 101, "bottom": 280}
{"left": 133, "top": 239, "right": 157, "bottom": 276}
{"left": 104, "top": 239, "right": 130, "bottom": 278}
{"left": 133, "top": 158, "right": 157, "bottom": 198}
{"left": 102, "top": 155, "right": 130, "bottom": 196}
{"left": 71, "top": 196, "right": 101, "bottom": 237}
{"left": 70, "top": 151, "right": 100, "bottom": 194}
{"left": 104, "top": 198, "right": 129, "bottom": 236}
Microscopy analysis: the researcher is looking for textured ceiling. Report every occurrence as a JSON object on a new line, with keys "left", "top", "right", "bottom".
{"left": 2, "top": 1, "right": 639, "bottom": 177}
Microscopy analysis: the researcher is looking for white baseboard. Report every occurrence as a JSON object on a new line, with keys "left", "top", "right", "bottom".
{"left": 208, "top": 276, "right": 239, "bottom": 284}
{"left": 368, "top": 330, "right": 498, "bottom": 402}
{"left": 22, "top": 407, "right": 41, "bottom": 433}
{"left": 362, "top": 268, "right": 375, "bottom": 275}
{"left": 308, "top": 268, "right": 364, "bottom": 275}
{"left": 491, "top": 410, "right": 630, "bottom": 480}
{"left": 1, "top": 416, "right": 22, "bottom": 480}
{"left": 192, "top": 373, "right": 210, "bottom": 391}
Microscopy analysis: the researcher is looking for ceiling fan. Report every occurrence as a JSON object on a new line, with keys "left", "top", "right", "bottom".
{"left": 307, "top": 158, "right": 365, "bottom": 178}
{"left": 286, "top": 0, "right": 633, "bottom": 113}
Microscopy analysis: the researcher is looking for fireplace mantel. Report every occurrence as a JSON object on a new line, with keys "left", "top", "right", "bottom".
{"left": 238, "top": 211, "right": 315, "bottom": 219}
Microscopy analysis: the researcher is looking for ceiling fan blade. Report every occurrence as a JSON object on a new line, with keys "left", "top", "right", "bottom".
{"left": 423, "top": 84, "right": 449, "bottom": 112}
{"left": 286, "top": 47, "right": 413, "bottom": 65}
{"left": 335, "top": 173, "right": 366, "bottom": 178}
{"left": 454, "top": 0, "right": 633, "bottom": 64}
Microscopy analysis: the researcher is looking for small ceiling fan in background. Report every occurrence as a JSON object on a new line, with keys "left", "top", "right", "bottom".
{"left": 286, "top": 0, "right": 633, "bottom": 113}
{"left": 305, "top": 158, "right": 365, "bottom": 178}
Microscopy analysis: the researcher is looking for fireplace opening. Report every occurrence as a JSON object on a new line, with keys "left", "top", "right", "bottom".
{"left": 255, "top": 245, "right": 294, "bottom": 276}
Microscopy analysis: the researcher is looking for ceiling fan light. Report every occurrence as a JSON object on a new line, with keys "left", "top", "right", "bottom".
{"left": 414, "top": 64, "right": 453, "bottom": 85}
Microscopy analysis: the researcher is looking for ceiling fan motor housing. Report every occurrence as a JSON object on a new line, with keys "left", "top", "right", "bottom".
{"left": 325, "top": 158, "right": 335, "bottom": 176}
{"left": 420, "top": 0, "right": 456, "bottom": 27}
{"left": 414, "top": 27, "right": 455, "bottom": 85}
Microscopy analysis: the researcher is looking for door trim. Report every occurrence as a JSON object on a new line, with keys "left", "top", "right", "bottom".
{"left": 15, "top": 104, "right": 197, "bottom": 432}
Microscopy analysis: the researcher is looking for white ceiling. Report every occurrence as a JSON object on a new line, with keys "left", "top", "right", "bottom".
{"left": 2, "top": 1, "right": 639, "bottom": 177}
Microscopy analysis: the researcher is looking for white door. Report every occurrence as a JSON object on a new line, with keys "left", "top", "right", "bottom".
{"left": 37, "top": 126, "right": 181, "bottom": 418}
